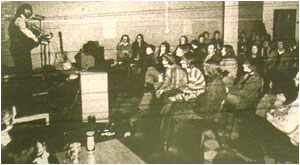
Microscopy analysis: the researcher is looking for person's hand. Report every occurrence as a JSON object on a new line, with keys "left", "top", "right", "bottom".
{"left": 225, "top": 87, "right": 229, "bottom": 93}
{"left": 169, "top": 96, "right": 176, "bottom": 102}
{"left": 266, "top": 112, "right": 274, "bottom": 122}
{"left": 270, "top": 81, "right": 273, "bottom": 89}
{"left": 158, "top": 74, "right": 164, "bottom": 82}
{"left": 156, "top": 90, "right": 164, "bottom": 98}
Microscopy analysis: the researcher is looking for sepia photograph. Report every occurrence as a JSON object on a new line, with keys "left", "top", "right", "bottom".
{"left": 1, "top": 1, "right": 299, "bottom": 164}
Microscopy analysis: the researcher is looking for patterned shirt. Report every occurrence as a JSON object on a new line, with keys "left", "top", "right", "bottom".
{"left": 175, "top": 66, "right": 206, "bottom": 101}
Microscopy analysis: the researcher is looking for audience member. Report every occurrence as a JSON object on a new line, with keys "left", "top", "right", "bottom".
{"left": 156, "top": 54, "right": 188, "bottom": 151}
{"left": 156, "top": 41, "right": 171, "bottom": 69}
{"left": 190, "top": 39, "right": 205, "bottom": 68}
{"left": 211, "top": 30, "right": 223, "bottom": 52}
{"left": 170, "top": 53, "right": 206, "bottom": 102}
{"left": 266, "top": 72, "right": 299, "bottom": 146}
{"left": 220, "top": 45, "right": 238, "bottom": 89}
{"left": 131, "top": 34, "right": 148, "bottom": 64}
{"left": 116, "top": 34, "right": 132, "bottom": 65}
{"left": 198, "top": 34, "right": 208, "bottom": 55}
{"left": 202, "top": 31, "right": 211, "bottom": 44}
{"left": 264, "top": 40, "right": 297, "bottom": 103}
{"left": 223, "top": 58, "right": 264, "bottom": 161}
{"left": 173, "top": 36, "right": 191, "bottom": 56}
{"left": 248, "top": 44, "right": 263, "bottom": 76}
{"left": 204, "top": 43, "right": 222, "bottom": 65}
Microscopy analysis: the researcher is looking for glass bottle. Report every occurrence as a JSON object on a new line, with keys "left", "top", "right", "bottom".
{"left": 86, "top": 131, "right": 95, "bottom": 151}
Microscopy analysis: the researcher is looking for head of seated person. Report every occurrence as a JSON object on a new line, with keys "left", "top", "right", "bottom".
{"left": 221, "top": 45, "right": 236, "bottom": 58}
{"left": 2, "top": 137, "right": 49, "bottom": 164}
{"left": 180, "top": 53, "right": 196, "bottom": 70}
{"left": 146, "top": 44, "right": 155, "bottom": 56}
{"left": 198, "top": 34, "right": 205, "bottom": 44}
{"left": 191, "top": 39, "right": 200, "bottom": 50}
{"left": 162, "top": 54, "right": 178, "bottom": 68}
{"left": 207, "top": 43, "right": 217, "bottom": 56}
{"left": 202, "top": 31, "right": 210, "bottom": 40}
{"left": 119, "top": 34, "right": 130, "bottom": 45}
{"left": 213, "top": 30, "right": 221, "bottom": 40}
{"left": 158, "top": 41, "right": 171, "bottom": 55}
{"left": 134, "top": 33, "right": 146, "bottom": 45}
{"left": 176, "top": 45, "right": 191, "bottom": 58}
{"left": 242, "top": 58, "right": 257, "bottom": 74}
{"left": 179, "top": 36, "right": 189, "bottom": 46}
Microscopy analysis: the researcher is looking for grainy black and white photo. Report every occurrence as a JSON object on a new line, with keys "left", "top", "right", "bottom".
{"left": 1, "top": 1, "right": 299, "bottom": 164}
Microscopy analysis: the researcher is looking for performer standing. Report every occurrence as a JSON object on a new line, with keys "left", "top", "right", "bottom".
{"left": 8, "top": 4, "right": 39, "bottom": 115}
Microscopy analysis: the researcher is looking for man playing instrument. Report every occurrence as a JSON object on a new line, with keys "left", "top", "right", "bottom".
{"left": 8, "top": 3, "right": 40, "bottom": 116}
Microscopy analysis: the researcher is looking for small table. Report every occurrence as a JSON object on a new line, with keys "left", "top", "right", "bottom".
{"left": 55, "top": 139, "right": 145, "bottom": 164}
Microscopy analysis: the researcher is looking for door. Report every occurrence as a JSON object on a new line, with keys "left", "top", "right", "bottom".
{"left": 273, "top": 9, "right": 296, "bottom": 42}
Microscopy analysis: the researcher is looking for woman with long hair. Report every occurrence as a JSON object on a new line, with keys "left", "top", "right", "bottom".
{"left": 173, "top": 36, "right": 192, "bottom": 56}
{"left": 131, "top": 34, "right": 148, "bottom": 64}
{"left": 157, "top": 41, "right": 171, "bottom": 69}
{"left": 220, "top": 45, "right": 238, "bottom": 89}
{"left": 116, "top": 34, "right": 132, "bottom": 65}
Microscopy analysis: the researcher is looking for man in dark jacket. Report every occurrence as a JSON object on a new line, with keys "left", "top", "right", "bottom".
{"left": 8, "top": 4, "right": 40, "bottom": 116}
{"left": 225, "top": 59, "right": 262, "bottom": 111}
{"left": 223, "top": 58, "right": 264, "bottom": 161}
{"left": 264, "top": 40, "right": 297, "bottom": 103}
{"left": 204, "top": 43, "right": 222, "bottom": 65}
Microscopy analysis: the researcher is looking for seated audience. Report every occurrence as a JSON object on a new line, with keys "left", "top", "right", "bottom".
{"left": 131, "top": 34, "right": 148, "bottom": 65}
{"left": 156, "top": 54, "right": 187, "bottom": 151}
{"left": 198, "top": 64, "right": 226, "bottom": 122}
{"left": 204, "top": 43, "right": 222, "bottom": 65}
{"left": 170, "top": 53, "right": 206, "bottom": 102}
{"left": 156, "top": 41, "right": 171, "bottom": 69}
{"left": 198, "top": 34, "right": 208, "bottom": 54}
{"left": 223, "top": 58, "right": 264, "bottom": 161}
{"left": 238, "top": 32, "right": 248, "bottom": 54}
{"left": 224, "top": 58, "right": 262, "bottom": 111}
{"left": 175, "top": 44, "right": 191, "bottom": 58}
{"left": 220, "top": 45, "right": 238, "bottom": 89}
{"left": 266, "top": 72, "right": 299, "bottom": 146}
{"left": 156, "top": 54, "right": 187, "bottom": 99}
{"left": 173, "top": 36, "right": 192, "bottom": 56}
{"left": 248, "top": 44, "right": 263, "bottom": 76}
{"left": 202, "top": 31, "right": 211, "bottom": 44}
{"left": 211, "top": 30, "right": 223, "bottom": 52}
{"left": 264, "top": 40, "right": 297, "bottom": 103}
{"left": 190, "top": 39, "right": 206, "bottom": 69}
{"left": 261, "top": 39, "right": 272, "bottom": 61}
{"left": 138, "top": 58, "right": 163, "bottom": 112}
{"left": 116, "top": 34, "right": 132, "bottom": 65}
{"left": 159, "top": 51, "right": 206, "bottom": 151}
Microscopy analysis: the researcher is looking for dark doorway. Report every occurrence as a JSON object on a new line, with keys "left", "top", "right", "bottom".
{"left": 273, "top": 9, "right": 297, "bottom": 42}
